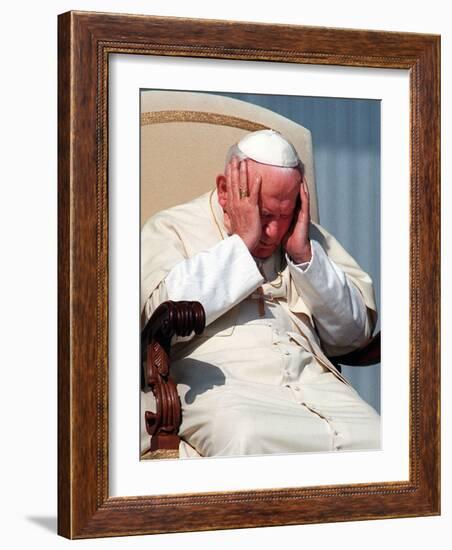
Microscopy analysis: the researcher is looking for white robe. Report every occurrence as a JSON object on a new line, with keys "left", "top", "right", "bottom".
{"left": 141, "top": 190, "right": 380, "bottom": 457}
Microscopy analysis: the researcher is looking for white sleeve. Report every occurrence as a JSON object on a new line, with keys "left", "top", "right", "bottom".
{"left": 165, "top": 234, "right": 264, "bottom": 326}
{"left": 287, "top": 239, "right": 372, "bottom": 352}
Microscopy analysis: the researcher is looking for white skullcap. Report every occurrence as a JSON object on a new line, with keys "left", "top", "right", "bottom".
{"left": 237, "top": 129, "right": 300, "bottom": 168}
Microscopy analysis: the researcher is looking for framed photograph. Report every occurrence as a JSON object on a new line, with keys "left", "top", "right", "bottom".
{"left": 138, "top": 88, "right": 383, "bottom": 464}
{"left": 58, "top": 11, "right": 440, "bottom": 538}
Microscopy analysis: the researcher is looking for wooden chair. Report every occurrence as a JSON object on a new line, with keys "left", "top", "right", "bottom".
{"left": 141, "top": 301, "right": 205, "bottom": 458}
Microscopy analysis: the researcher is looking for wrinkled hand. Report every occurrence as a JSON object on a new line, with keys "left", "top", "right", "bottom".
{"left": 284, "top": 177, "right": 312, "bottom": 264}
{"left": 224, "top": 157, "right": 262, "bottom": 252}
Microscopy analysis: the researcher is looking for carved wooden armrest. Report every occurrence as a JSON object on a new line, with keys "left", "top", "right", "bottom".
{"left": 329, "top": 331, "right": 381, "bottom": 369}
{"left": 141, "top": 301, "right": 205, "bottom": 452}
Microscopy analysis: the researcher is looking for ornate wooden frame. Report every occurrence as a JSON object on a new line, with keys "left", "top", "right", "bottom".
{"left": 58, "top": 11, "right": 440, "bottom": 538}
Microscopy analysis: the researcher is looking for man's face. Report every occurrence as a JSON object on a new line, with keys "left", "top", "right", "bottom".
{"left": 249, "top": 161, "right": 301, "bottom": 258}
{"left": 218, "top": 159, "right": 302, "bottom": 259}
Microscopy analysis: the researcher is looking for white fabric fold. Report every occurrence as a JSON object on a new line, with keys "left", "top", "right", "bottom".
{"left": 165, "top": 234, "right": 264, "bottom": 326}
{"left": 286, "top": 240, "right": 372, "bottom": 355}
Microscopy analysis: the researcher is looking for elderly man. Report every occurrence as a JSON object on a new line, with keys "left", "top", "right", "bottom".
{"left": 141, "top": 129, "right": 380, "bottom": 457}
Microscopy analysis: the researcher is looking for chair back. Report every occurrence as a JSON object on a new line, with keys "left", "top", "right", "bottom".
{"left": 141, "top": 90, "right": 319, "bottom": 226}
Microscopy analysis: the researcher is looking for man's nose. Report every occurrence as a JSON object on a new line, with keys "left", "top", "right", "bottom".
{"left": 263, "top": 221, "right": 279, "bottom": 239}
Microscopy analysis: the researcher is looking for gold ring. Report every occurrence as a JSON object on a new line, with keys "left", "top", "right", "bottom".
{"left": 239, "top": 189, "right": 247, "bottom": 199}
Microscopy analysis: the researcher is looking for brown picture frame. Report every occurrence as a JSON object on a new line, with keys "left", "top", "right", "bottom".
{"left": 57, "top": 10, "right": 440, "bottom": 539}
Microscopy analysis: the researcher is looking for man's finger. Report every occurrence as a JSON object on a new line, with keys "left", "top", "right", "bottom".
{"left": 303, "top": 177, "right": 310, "bottom": 199}
{"left": 225, "top": 161, "right": 234, "bottom": 210}
{"left": 230, "top": 156, "right": 241, "bottom": 202}
{"left": 239, "top": 159, "right": 248, "bottom": 198}
{"left": 250, "top": 174, "right": 262, "bottom": 204}
{"left": 300, "top": 177, "right": 310, "bottom": 217}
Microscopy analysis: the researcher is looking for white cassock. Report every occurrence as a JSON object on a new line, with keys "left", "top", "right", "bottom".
{"left": 141, "top": 190, "right": 380, "bottom": 458}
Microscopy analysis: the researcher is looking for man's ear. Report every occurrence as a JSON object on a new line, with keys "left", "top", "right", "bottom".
{"left": 216, "top": 174, "right": 227, "bottom": 208}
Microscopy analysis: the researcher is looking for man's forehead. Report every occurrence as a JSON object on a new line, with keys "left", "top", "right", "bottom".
{"left": 260, "top": 193, "right": 298, "bottom": 213}
{"left": 248, "top": 160, "right": 300, "bottom": 183}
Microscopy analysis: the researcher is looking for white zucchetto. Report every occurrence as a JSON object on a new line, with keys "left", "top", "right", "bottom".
{"left": 237, "top": 129, "right": 301, "bottom": 168}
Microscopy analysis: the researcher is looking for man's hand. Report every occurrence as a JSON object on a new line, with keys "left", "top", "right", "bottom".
{"left": 224, "top": 157, "right": 262, "bottom": 252}
{"left": 284, "top": 177, "right": 312, "bottom": 264}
